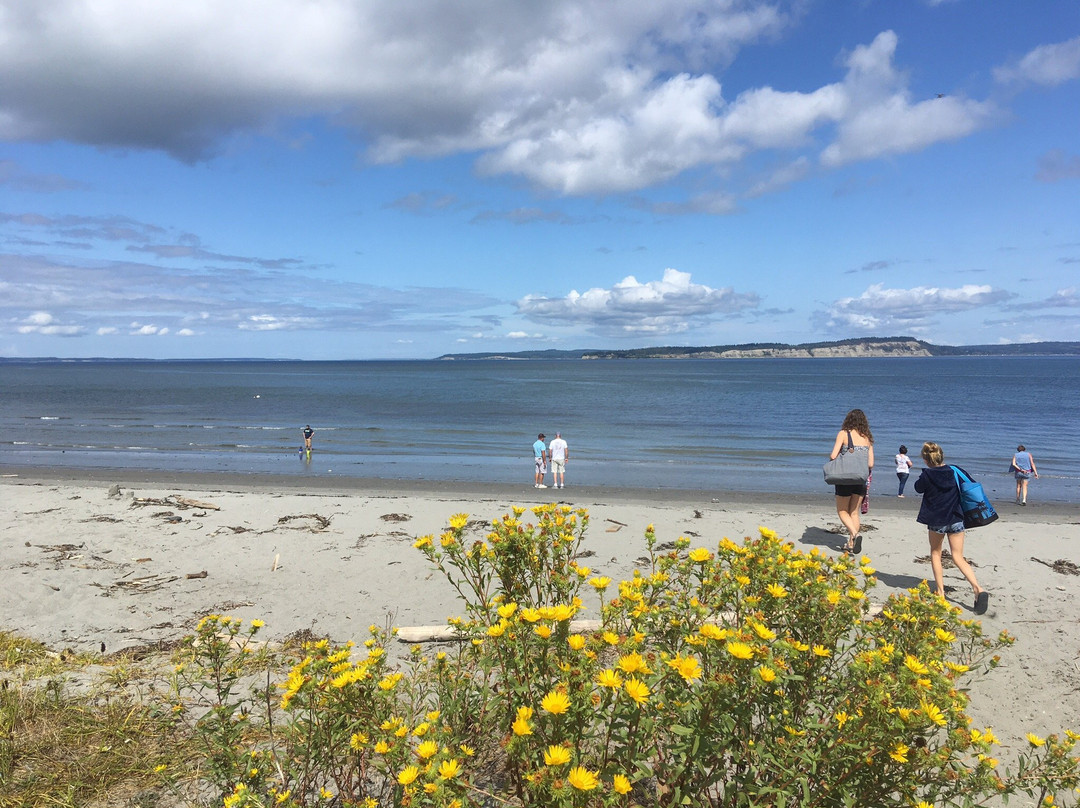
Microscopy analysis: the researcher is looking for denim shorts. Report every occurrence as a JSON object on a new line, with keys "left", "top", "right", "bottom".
{"left": 928, "top": 521, "right": 965, "bottom": 535}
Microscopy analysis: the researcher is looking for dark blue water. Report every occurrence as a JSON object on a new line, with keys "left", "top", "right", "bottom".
{"left": 1, "top": 357, "right": 1076, "bottom": 501}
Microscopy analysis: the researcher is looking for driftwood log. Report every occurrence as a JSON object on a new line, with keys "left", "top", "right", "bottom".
{"left": 396, "top": 606, "right": 884, "bottom": 643}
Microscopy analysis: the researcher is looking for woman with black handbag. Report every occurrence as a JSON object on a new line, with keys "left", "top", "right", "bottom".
{"left": 828, "top": 409, "right": 874, "bottom": 555}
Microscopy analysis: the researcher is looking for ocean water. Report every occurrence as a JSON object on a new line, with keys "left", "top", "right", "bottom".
{"left": 1, "top": 357, "right": 1077, "bottom": 502}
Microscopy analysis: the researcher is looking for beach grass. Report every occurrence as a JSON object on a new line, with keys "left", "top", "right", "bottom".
{"left": 0, "top": 631, "right": 188, "bottom": 807}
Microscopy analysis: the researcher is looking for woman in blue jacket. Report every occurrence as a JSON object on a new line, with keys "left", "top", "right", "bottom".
{"left": 914, "top": 441, "right": 988, "bottom": 615}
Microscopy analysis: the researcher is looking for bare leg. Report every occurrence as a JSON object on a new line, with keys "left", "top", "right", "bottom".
{"left": 1015, "top": 477, "right": 1022, "bottom": 503}
{"left": 835, "top": 494, "right": 862, "bottom": 548}
{"left": 946, "top": 531, "right": 982, "bottom": 598}
{"left": 928, "top": 531, "right": 946, "bottom": 597}
{"left": 1020, "top": 478, "right": 1029, "bottom": 504}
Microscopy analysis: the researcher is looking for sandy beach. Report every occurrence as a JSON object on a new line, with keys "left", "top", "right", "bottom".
{"left": 2, "top": 467, "right": 1078, "bottom": 758}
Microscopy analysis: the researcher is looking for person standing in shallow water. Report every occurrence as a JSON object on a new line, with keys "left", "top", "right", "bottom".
{"left": 1011, "top": 445, "right": 1038, "bottom": 505}
{"left": 895, "top": 445, "right": 913, "bottom": 497}
{"left": 914, "top": 441, "right": 988, "bottom": 615}
{"left": 303, "top": 425, "right": 315, "bottom": 451}
{"left": 829, "top": 409, "right": 873, "bottom": 555}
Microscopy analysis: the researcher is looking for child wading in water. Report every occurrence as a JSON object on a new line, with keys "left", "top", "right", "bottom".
{"left": 914, "top": 441, "right": 989, "bottom": 615}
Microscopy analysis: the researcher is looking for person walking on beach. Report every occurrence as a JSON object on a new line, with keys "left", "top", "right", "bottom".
{"left": 533, "top": 433, "right": 549, "bottom": 488}
{"left": 915, "top": 441, "right": 988, "bottom": 615}
{"left": 303, "top": 425, "right": 315, "bottom": 452}
{"left": 1011, "top": 445, "right": 1038, "bottom": 505}
{"left": 895, "top": 445, "right": 913, "bottom": 497}
{"left": 829, "top": 409, "right": 873, "bottom": 555}
{"left": 549, "top": 432, "right": 569, "bottom": 489}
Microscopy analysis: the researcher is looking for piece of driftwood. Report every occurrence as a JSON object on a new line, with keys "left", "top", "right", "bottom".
{"left": 396, "top": 606, "right": 884, "bottom": 644}
{"left": 175, "top": 496, "right": 220, "bottom": 511}
{"left": 278, "top": 513, "right": 332, "bottom": 529}
{"left": 186, "top": 570, "right": 208, "bottom": 579}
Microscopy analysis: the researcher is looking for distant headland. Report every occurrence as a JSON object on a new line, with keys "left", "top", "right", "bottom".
{"left": 437, "top": 337, "right": 1080, "bottom": 360}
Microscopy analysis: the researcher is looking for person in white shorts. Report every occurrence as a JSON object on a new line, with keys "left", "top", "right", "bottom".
{"left": 549, "top": 432, "right": 569, "bottom": 489}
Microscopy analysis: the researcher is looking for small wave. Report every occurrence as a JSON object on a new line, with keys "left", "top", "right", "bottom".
{"left": 40, "top": 416, "right": 60, "bottom": 420}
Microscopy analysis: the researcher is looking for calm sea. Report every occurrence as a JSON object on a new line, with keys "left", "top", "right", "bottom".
{"left": 1, "top": 357, "right": 1077, "bottom": 502}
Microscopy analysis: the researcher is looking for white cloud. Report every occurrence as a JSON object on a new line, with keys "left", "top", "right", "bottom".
{"left": 821, "top": 283, "right": 1013, "bottom": 331}
{"left": 15, "top": 310, "right": 85, "bottom": 336}
{"left": 0, "top": 3, "right": 1008, "bottom": 201}
{"left": 518, "top": 268, "right": 759, "bottom": 336}
{"left": 994, "top": 36, "right": 1080, "bottom": 87}
{"left": 820, "top": 32, "right": 999, "bottom": 167}
{"left": 177, "top": 328, "right": 196, "bottom": 336}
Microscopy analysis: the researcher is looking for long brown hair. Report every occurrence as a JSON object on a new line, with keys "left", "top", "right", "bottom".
{"left": 841, "top": 409, "right": 873, "bottom": 443}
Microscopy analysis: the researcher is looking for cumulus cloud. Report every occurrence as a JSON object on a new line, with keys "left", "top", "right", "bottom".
{"left": 517, "top": 268, "right": 759, "bottom": 336}
{"left": 994, "top": 35, "right": 1080, "bottom": 87}
{"left": 0, "top": 3, "right": 1011, "bottom": 202}
{"left": 820, "top": 32, "right": 999, "bottom": 167}
{"left": 1008, "top": 288, "right": 1080, "bottom": 311}
{"left": 15, "top": 310, "right": 85, "bottom": 336}
{"left": 820, "top": 282, "right": 1013, "bottom": 332}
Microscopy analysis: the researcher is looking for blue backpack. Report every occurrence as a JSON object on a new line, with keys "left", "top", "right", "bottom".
{"left": 950, "top": 466, "right": 999, "bottom": 529}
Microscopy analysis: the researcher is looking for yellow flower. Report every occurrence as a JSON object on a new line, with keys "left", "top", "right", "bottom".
{"left": 589, "top": 576, "right": 612, "bottom": 590}
{"left": 846, "top": 588, "right": 865, "bottom": 600}
{"left": 250, "top": 619, "right": 265, "bottom": 629}
{"left": 448, "top": 513, "right": 469, "bottom": 529}
{"left": 416, "top": 740, "right": 439, "bottom": 760}
{"left": 890, "top": 743, "right": 909, "bottom": 763}
{"left": 534, "top": 624, "right": 552, "bottom": 639}
{"left": 835, "top": 711, "right": 850, "bottom": 729}
{"left": 904, "top": 655, "right": 930, "bottom": 675}
{"left": 519, "top": 607, "right": 541, "bottom": 622}
{"left": 543, "top": 745, "right": 573, "bottom": 766}
{"left": 624, "top": 677, "right": 650, "bottom": 706}
{"left": 735, "top": 574, "right": 751, "bottom": 587}
{"left": 487, "top": 621, "right": 508, "bottom": 638}
{"left": 726, "top": 641, "right": 754, "bottom": 660}
{"left": 757, "top": 666, "right": 777, "bottom": 683}
{"left": 568, "top": 634, "right": 586, "bottom": 650}
{"left": 378, "top": 672, "right": 403, "bottom": 690}
{"left": 602, "top": 631, "right": 621, "bottom": 645}
{"left": 413, "top": 535, "right": 433, "bottom": 549}
{"left": 398, "top": 766, "right": 420, "bottom": 786}
{"left": 350, "top": 732, "right": 368, "bottom": 750}
{"left": 541, "top": 690, "right": 571, "bottom": 715}
{"left": 438, "top": 759, "right": 461, "bottom": 780}
{"left": 612, "top": 774, "right": 632, "bottom": 795}
{"left": 1027, "top": 733, "right": 1047, "bottom": 747}
{"left": 617, "top": 652, "right": 649, "bottom": 674}
{"left": 826, "top": 590, "right": 841, "bottom": 605}
{"left": 567, "top": 766, "right": 599, "bottom": 791}
{"left": 666, "top": 655, "right": 702, "bottom": 682}
{"left": 812, "top": 644, "right": 831, "bottom": 657}
{"left": 374, "top": 741, "right": 390, "bottom": 754}
{"left": 921, "top": 702, "right": 947, "bottom": 727}
{"left": 497, "top": 603, "right": 518, "bottom": 619}
{"left": 688, "top": 547, "right": 712, "bottom": 562}
{"left": 460, "top": 744, "right": 475, "bottom": 757}
{"left": 750, "top": 622, "right": 776, "bottom": 641}
{"left": 597, "top": 668, "right": 624, "bottom": 689}
{"left": 426, "top": 709, "right": 441, "bottom": 722}
{"left": 512, "top": 715, "right": 532, "bottom": 736}
{"left": 699, "top": 624, "right": 726, "bottom": 641}
{"left": 766, "top": 583, "right": 788, "bottom": 598}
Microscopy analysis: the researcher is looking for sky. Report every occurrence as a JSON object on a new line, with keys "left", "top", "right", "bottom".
{"left": 2, "top": 0, "right": 1079, "bottom": 360}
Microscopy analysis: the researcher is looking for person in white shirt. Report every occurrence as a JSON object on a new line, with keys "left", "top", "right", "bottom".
{"left": 895, "top": 445, "right": 913, "bottom": 497}
{"left": 548, "top": 432, "right": 569, "bottom": 489}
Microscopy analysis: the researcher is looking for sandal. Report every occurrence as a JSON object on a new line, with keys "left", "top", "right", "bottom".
{"left": 853, "top": 534, "right": 863, "bottom": 555}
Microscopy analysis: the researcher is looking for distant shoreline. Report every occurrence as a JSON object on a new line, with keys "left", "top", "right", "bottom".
{"left": 436, "top": 337, "right": 1080, "bottom": 361}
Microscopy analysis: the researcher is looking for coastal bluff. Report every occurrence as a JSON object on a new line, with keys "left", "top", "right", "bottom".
{"left": 436, "top": 338, "right": 1080, "bottom": 361}
{"left": 583, "top": 339, "right": 930, "bottom": 359}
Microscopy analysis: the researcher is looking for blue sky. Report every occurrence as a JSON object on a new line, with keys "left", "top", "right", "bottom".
{"left": 2, "top": 0, "right": 1079, "bottom": 359}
